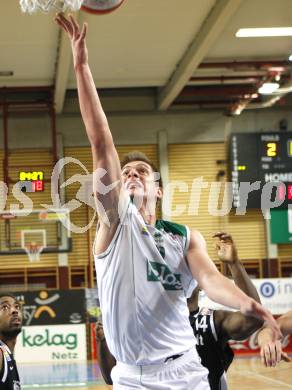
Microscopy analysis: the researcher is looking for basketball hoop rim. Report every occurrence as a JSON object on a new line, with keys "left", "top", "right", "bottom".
{"left": 81, "top": 0, "right": 125, "bottom": 14}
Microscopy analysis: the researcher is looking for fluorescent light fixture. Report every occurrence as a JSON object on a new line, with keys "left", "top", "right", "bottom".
{"left": 289, "top": 54, "right": 292, "bottom": 61}
{"left": 258, "top": 83, "right": 279, "bottom": 94}
{"left": 236, "top": 28, "right": 292, "bottom": 37}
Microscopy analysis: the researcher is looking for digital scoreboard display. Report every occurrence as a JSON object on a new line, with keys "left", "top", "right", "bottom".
{"left": 18, "top": 171, "right": 44, "bottom": 192}
{"left": 230, "top": 132, "right": 292, "bottom": 209}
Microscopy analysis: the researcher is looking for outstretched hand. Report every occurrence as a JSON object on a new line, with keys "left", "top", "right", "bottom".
{"left": 55, "top": 13, "right": 88, "bottom": 69}
{"left": 213, "top": 232, "right": 238, "bottom": 264}
{"left": 260, "top": 339, "right": 291, "bottom": 367}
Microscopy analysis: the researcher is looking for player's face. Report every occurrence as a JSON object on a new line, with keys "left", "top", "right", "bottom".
{"left": 0, "top": 296, "right": 22, "bottom": 338}
{"left": 121, "top": 161, "right": 161, "bottom": 202}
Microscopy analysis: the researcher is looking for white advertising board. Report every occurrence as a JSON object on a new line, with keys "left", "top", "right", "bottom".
{"left": 15, "top": 324, "right": 87, "bottom": 363}
{"left": 199, "top": 277, "right": 292, "bottom": 315}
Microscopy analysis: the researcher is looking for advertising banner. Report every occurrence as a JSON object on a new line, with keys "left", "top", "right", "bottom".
{"left": 14, "top": 289, "right": 86, "bottom": 325}
{"left": 15, "top": 324, "right": 87, "bottom": 363}
{"left": 85, "top": 288, "right": 101, "bottom": 323}
{"left": 199, "top": 277, "right": 292, "bottom": 315}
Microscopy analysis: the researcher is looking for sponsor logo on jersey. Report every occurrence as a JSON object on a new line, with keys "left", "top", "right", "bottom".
{"left": 141, "top": 226, "right": 149, "bottom": 236}
{"left": 147, "top": 261, "right": 183, "bottom": 290}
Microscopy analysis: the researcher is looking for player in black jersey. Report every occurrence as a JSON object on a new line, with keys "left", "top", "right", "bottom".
{"left": 94, "top": 232, "right": 264, "bottom": 389}
{"left": 0, "top": 293, "right": 22, "bottom": 390}
{"left": 188, "top": 232, "right": 263, "bottom": 390}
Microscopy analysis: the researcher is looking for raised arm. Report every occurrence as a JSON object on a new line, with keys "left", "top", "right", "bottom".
{"left": 55, "top": 15, "right": 123, "bottom": 228}
{"left": 214, "top": 232, "right": 260, "bottom": 302}
{"left": 212, "top": 232, "right": 262, "bottom": 340}
{"left": 0, "top": 348, "right": 3, "bottom": 374}
{"left": 186, "top": 230, "right": 281, "bottom": 340}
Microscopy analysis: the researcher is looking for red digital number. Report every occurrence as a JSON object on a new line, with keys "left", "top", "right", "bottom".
{"left": 32, "top": 180, "right": 44, "bottom": 192}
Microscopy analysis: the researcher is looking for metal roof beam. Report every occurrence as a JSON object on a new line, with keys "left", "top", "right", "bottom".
{"left": 54, "top": 12, "right": 81, "bottom": 114}
{"left": 157, "top": 0, "right": 244, "bottom": 110}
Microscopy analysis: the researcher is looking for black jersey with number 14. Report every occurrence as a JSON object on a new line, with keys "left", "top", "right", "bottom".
{"left": 189, "top": 307, "right": 234, "bottom": 390}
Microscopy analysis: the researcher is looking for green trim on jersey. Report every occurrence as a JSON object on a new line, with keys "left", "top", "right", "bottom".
{"left": 155, "top": 220, "right": 187, "bottom": 237}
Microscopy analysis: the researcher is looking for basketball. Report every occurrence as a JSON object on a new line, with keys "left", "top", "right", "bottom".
{"left": 81, "top": 0, "right": 125, "bottom": 14}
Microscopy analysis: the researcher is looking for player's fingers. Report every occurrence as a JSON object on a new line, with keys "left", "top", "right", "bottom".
{"left": 270, "top": 343, "right": 277, "bottom": 367}
{"left": 55, "top": 16, "right": 69, "bottom": 33}
{"left": 213, "top": 232, "right": 230, "bottom": 240}
{"left": 58, "top": 13, "right": 74, "bottom": 36}
{"left": 213, "top": 232, "right": 224, "bottom": 237}
{"left": 69, "top": 14, "right": 80, "bottom": 37}
{"left": 80, "top": 22, "right": 87, "bottom": 39}
{"left": 266, "top": 345, "right": 273, "bottom": 367}
{"left": 275, "top": 341, "right": 282, "bottom": 364}
{"left": 260, "top": 346, "right": 266, "bottom": 366}
{"left": 281, "top": 352, "right": 291, "bottom": 362}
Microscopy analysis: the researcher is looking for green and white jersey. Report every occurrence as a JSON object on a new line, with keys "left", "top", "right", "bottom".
{"left": 94, "top": 201, "right": 198, "bottom": 365}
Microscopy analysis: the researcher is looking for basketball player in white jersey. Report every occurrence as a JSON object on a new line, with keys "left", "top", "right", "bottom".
{"left": 257, "top": 311, "right": 292, "bottom": 367}
{"left": 55, "top": 14, "right": 280, "bottom": 389}
{"left": 96, "top": 232, "right": 264, "bottom": 390}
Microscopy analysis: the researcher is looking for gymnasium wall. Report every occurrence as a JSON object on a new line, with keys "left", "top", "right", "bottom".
{"left": 1, "top": 106, "right": 292, "bottom": 148}
{"left": 0, "top": 105, "right": 292, "bottom": 287}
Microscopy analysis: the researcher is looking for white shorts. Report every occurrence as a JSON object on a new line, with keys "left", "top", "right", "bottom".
{"left": 111, "top": 346, "right": 210, "bottom": 390}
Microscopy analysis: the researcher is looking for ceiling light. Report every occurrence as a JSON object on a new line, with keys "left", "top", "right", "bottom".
{"left": 289, "top": 54, "right": 292, "bottom": 61}
{"left": 236, "top": 28, "right": 292, "bottom": 37}
{"left": 258, "top": 83, "right": 280, "bottom": 94}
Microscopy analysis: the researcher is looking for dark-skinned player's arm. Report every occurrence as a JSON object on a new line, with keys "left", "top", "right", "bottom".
{"left": 212, "top": 232, "right": 263, "bottom": 341}
{"left": 96, "top": 321, "right": 116, "bottom": 386}
{"left": 54, "top": 14, "right": 126, "bottom": 254}
{"left": 187, "top": 230, "right": 281, "bottom": 342}
{"left": 0, "top": 347, "right": 3, "bottom": 374}
{"left": 257, "top": 311, "right": 292, "bottom": 367}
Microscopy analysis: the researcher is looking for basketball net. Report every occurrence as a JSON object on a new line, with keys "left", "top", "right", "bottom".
{"left": 19, "top": 0, "right": 83, "bottom": 13}
{"left": 25, "top": 242, "right": 43, "bottom": 262}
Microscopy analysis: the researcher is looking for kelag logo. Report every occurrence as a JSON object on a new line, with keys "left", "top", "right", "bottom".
{"left": 22, "top": 328, "right": 77, "bottom": 350}
{"left": 260, "top": 282, "right": 275, "bottom": 298}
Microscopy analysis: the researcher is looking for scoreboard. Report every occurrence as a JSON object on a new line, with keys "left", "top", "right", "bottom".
{"left": 18, "top": 171, "right": 44, "bottom": 192}
{"left": 230, "top": 132, "right": 292, "bottom": 209}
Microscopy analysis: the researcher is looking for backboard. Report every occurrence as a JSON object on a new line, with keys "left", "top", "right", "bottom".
{"left": 0, "top": 209, "right": 71, "bottom": 255}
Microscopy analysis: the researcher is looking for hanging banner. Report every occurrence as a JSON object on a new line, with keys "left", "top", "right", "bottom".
{"left": 15, "top": 324, "right": 87, "bottom": 363}
{"left": 14, "top": 289, "right": 86, "bottom": 325}
{"left": 199, "top": 277, "right": 292, "bottom": 315}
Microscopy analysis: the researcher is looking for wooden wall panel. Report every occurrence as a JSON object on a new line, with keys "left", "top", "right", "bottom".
{"left": 168, "top": 143, "right": 266, "bottom": 260}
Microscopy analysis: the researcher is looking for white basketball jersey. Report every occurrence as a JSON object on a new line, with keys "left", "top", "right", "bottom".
{"left": 94, "top": 201, "right": 197, "bottom": 365}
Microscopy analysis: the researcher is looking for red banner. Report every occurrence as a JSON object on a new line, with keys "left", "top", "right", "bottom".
{"left": 91, "top": 323, "right": 98, "bottom": 360}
